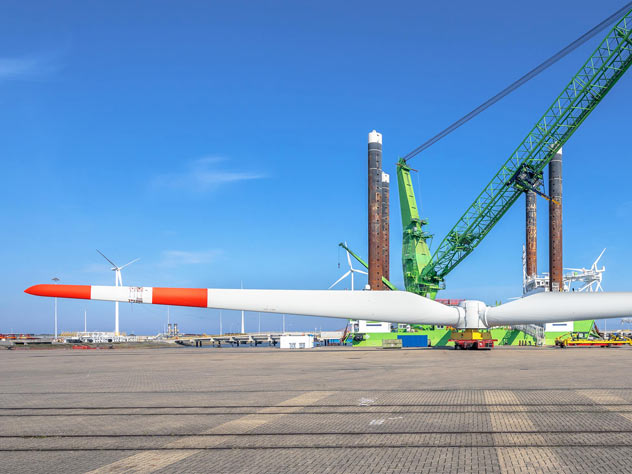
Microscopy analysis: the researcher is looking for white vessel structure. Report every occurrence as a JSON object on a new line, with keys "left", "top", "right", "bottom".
{"left": 522, "top": 247, "right": 606, "bottom": 333}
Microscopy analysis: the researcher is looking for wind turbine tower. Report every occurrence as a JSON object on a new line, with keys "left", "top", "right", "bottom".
{"left": 97, "top": 250, "right": 139, "bottom": 335}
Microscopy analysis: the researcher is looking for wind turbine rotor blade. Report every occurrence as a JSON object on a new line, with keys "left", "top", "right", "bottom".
{"left": 487, "top": 292, "right": 632, "bottom": 326}
{"left": 328, "top": 271, "right": 351, "bottom": 290}
{"left": 593, "top": 248, "right": 607, "bottom": 269}
{"left": 346, "top": 250, "right": 352, "bottom": 269}
{"left": 119, "top": 258, "right": 140, "bottom": 270}
{"left": 25, "top": 284, "right": 461, "bottom": 326}
{"left": 96, "top": 249, "right": 118, "bottom": 268}
{"left": 354, "top": 269, "right": 368, "bottom": 275}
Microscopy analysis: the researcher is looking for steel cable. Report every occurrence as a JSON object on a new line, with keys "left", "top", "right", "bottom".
{"left": 402, "top": 2, "right": 632, "bottom": 162}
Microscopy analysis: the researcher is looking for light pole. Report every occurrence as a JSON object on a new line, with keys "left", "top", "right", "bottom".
{"left": 52, "top": 277, "right": 60, "bottom": 340}
{"left": 240, "top": 281, "right": 245, "bottom": 334}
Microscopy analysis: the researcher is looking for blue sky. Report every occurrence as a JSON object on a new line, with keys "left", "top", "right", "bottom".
{"left": 2, "top": 0, "right": 631, "bottom": 335}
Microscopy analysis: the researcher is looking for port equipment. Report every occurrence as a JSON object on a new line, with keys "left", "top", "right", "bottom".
{"left": 450, "top": 329, "right": 496, "bottom": 350}
{"left": 555, "top": 332, "right": 632, "bottom": 348}
{"left": 397, "top": 9, "right": 632, "bottom": 298}
{"left": 338, "top": 242, "right": 398, "bottom": 290}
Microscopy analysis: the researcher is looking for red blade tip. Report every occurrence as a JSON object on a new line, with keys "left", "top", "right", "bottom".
{"left": 24, "top": 284, "right": 91, "bottom": 299}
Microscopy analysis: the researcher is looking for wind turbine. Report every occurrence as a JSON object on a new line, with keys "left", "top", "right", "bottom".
{"left": 96, "top": 250, "right": 139, "bottom": 335}
{"left": 329, "top": 244, "right": 367, "bottom": 291}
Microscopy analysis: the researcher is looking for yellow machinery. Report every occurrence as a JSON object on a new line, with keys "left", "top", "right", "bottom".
{"left": 555, "top": 332, "right": 632, "bottom": 348}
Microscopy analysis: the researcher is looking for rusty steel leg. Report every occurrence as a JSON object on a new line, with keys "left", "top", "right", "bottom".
{"left": 526, "top": 190, "right": 538, "bottom": 278}
{"left": 368, "top": 130, "right": 383, "bottom": 290}
{"left": 381, "top": 172, "right": 390, "bottom": 282}
{"left": 549, "top": 148, "right": 563, "bottom": 292}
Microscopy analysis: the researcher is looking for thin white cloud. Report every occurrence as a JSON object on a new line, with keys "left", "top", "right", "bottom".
{"left": 0, "top": 53, "right": 60, "bottom": 80}
{"left": 160, "top": 249, "right": 221, "bottom": 266}
{"left": 152, "top": 156, "right": 266, "bottom": 192}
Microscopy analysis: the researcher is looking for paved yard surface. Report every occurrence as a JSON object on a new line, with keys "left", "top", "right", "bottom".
{"left": 2, "top": 345, "right": 632, "bottom": 473}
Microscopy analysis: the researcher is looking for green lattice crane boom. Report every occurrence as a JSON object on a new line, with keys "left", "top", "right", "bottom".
{"left": 399, "top": 9, "right": 632, "bottom": 297}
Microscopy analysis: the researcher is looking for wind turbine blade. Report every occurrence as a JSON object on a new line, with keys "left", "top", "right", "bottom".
{"left": 96, "top": 249, "right": 118, "bottom": 268}
{"left": 486, "top": 292, "right": 632, "bottom": 326}
{"left": 354, "top": 270, "right": 368, "bottom": 275}
{"left": 26, "top": 284, "right": 460, "bottom": 325}
{"left": 328, "top": 271, "right": 351, "bottom": 290}
{"left": 346, "top": 250, "right": 352, "bottom": 269}
{"left": 119, "top": 258, "right": 140, "bottom": 270}
{"left": 593, "top": 248, "right": 606, "bottom": 269}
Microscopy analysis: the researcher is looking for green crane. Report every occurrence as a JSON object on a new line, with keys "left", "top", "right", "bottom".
{"left": 398, "top": 9, "right": 632, "bottom": 298}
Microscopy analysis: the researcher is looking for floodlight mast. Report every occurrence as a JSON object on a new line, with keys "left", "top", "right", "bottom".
{"left": 51, "top": 277, "right": 60, "bottom": 339}
{"left": 240, "top": 281, "right": 245, "bottom": 334}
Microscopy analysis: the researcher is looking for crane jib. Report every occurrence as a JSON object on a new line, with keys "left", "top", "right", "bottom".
{"left": 431, "top": 11, "right": 632, "bottom": 280}
{"left": 398, "top": 10, "right": 632, "bottom": 295}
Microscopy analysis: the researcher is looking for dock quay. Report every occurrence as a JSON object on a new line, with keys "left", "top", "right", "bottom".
{"left": 3, "top": 346, "right": 632, "bottom": 473}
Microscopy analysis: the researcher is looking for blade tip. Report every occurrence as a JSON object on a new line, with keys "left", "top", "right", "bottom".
{"left": 25, "top": 284, "right": 44, "bottom": 296}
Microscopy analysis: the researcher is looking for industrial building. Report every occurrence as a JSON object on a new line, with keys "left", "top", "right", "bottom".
{"left": 279, "top": 334, "right": 314, "bottom": 349}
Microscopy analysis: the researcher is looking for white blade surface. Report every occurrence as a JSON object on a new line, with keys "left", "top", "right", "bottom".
{"left": 487, "top": 292, "right": 632, "bottom": 326}
{"left": 119, "top": 258, "right": 140, "bottom": 270}
{"left": 207, "top": 289, "right": 459, "bottom": 325}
